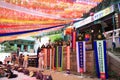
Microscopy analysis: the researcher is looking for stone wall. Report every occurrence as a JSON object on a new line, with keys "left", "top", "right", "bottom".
{"left": 86, "top": 51, "right": 95, "bottom": 74}
{"left": 107, "top": 51, "right": 120, "bottom": 76}
{"left": 63, "top": 47, "right": 95, "bottom": 75}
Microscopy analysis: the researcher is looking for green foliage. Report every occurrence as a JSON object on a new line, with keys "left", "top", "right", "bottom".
{"left": 49, "top": 34, "right": 63, "bottom": 42}
{"left": 11, "top": 46, "right": 17, "bottom": 51}
{"left": 4, "top": 42, "right": 11, "bottom": 52}
{"left": 3, "top": 42, "right": 17, "bottom": 52}
{"left": 54, "top": 37, "right": 63, "bottom": 42}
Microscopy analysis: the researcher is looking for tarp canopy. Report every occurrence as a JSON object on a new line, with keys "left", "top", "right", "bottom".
{"left": 0, "top": 0, "right": 103, "bottom": 42}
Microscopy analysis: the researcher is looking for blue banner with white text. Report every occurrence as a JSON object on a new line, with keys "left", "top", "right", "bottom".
{"left": 94, "top": 40, "right": 108, "bottom": 79}
{"left": 76, "top": 41, "right": 86, "bottom": 73}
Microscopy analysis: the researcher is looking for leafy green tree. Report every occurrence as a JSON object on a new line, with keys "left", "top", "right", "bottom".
{"left": 49, "top": 34, "right": 63, "bottom": 42}
{"left": 11, "top": 46, "right": 17, "bottom": 52}
{"left": 54, "top": 37, "right": 63, "bottom": 42}
{"left": 4, "top": 42, "right": 11, "bottom": 52}
{"left": 53, "top": 37, "right": 63, "bottom": 42}
{"left": 3, "top": 42, "right": 17, "bottom": 52}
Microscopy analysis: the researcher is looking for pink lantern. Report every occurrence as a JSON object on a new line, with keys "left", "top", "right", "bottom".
{"left": 90, "top": 12, "right": 94, "bottom": 16}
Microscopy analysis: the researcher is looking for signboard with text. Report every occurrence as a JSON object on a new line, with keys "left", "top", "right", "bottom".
{"left": 74, "top": 5, "right": 114, "bottom": 29}
{"left": 94, "top": 40, "right": 108, "bottom": 79}
{"left": 93, "top": 5, "right": 114, "bottom": 21}
{"left": 76, "top": 41, "right": 86, "bottom": 73}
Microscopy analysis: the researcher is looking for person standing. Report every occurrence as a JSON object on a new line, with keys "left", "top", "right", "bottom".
{"left": 23, "top": 54, "right": 29, "bottom": 68}
{"left": 7, "top": 56, "right": 11, "bottom": 64}
{"left": 17, "top": 47, "right": 20, "bottom": 57}
{"left": 11, "top": 55, "right": 16, "bottom": 65}
{"left": 36, "top": 47, "right": 41, "bottom": 67}
{"left": 4, "top": 56, "right": 7, "bottom": 64}
{"left": 19, "top": 54, "right": 24, "bottom": 67}
{"left": 38, "top": 49, "right": 44, "bottom": 71}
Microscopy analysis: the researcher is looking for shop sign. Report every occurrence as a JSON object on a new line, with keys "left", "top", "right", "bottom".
{"left": 74, "top": 5, "right": 114, "bottom": 29}
{"left": 74, "top": 16, "right": 93, "bottom": 28}
{"left": 94, "top": 40, "right": 108, "bottom": 79}
{"left": 93, "top": 5, "right": 114, "bottom": 21}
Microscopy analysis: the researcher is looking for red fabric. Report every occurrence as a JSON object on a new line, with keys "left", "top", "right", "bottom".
{"left": 100, "top": 73, "right": 106, "bottom": 79}
{"left": 65, "top": 28, "right": 73, "bottom": 35}
{"left": 47, "top": 49, "right": 50, "bottom": 67}
{"left": 80, "top": 68, "right": 84, "bottom": 73}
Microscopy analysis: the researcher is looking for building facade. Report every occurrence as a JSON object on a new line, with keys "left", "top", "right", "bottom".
{"left": 6, "top": 37, "right": 35, "bottom": 52}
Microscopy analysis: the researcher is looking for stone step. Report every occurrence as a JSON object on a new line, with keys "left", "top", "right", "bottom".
{"left": 114, "top": 55, "right": 120, "bottom": 57}
{"left": 114, "top": 54, "right": 120, "bottom": 59}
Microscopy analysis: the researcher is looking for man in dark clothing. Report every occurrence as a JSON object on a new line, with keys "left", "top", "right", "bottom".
{"left": 17, "top": 47, "right": 20, "bottom": 57}
{"left": 36, "top": 47, "right": 41, "bottom": 67}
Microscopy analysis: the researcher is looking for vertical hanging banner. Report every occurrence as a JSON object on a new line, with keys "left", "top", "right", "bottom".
{"left": 66, "top": 46, "right": 70, "bottom": 70}
{"left": 43, "top": 48, "right": 47, "bottom": 69}
{"left": 47, "top": 48, "right": 52, "bottom": 70}
{"left": 54, "top": 45, "right": 57, "bottom": 70}
{"left": 72, "top": 30, "right": 76, "bottom": 51}
{"left": 46, "top": 44, "right": 52, "bottom": 69}
{"left": 56, "top": 46, "right": 58, "bottom": 69}
{"left": 52, "top": 47, "right": 55, "bottom": 70}
{"left": 50, "top": 48, "right": 52, "bottom": 70}
{"left": 47, "top": 48, "right": 50, "bottom": 68}
{"left": 76, "top": 41, "right": 86, "bottom": 73}
{"left": 57, "top": 46, "right": 63, "bottom": 71}
{"left": 94, "top": 40, "right": 108, "bottom": 79}
{"left": 66, "top": 41, "right": 71, "bottom": 74}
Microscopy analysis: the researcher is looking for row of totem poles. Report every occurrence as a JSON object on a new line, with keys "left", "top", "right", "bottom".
{"left": 36, "top": 29, "right": 108, "bottom": 80}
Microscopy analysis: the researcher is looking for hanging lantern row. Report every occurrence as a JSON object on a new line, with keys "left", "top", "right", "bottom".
{"left": 0, "top": 8, "right": 53, "bottom": 21}
{"left": 1, "top": 0, "right": 103, "bottom": 21}
{"left": 0, "top": 6, "right": 83, "bottom": 20}
{"left": 0, "top": 7, "right": 75, "bottom": 24}
{"left": 0, "top": 18, "right": 71, "bottom": 25}
{"left": 0, "top": 25, "right": 64, "bottom": 42}
{"left": 0, "top": 23, "right": 64, "bottom": 34}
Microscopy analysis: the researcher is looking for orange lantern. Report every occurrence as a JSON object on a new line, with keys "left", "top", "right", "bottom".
{"left": 65, "top": 27, "right": 73, "bottom": 35}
